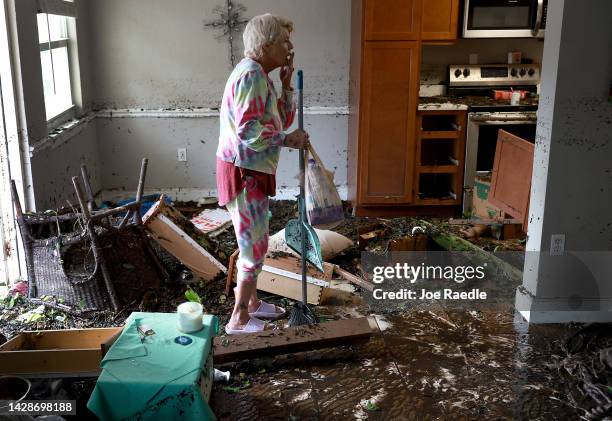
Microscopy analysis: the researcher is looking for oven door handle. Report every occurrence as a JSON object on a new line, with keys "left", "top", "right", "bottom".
{"left": 469, "top": 113, "right": 537, "bottom": 123}
{"left": 532, "top": 0, "right": 544, "bottom": 36}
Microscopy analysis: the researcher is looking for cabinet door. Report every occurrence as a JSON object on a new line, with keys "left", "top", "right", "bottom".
{"left": 364, "top": 0, "right": 422, "bottom": 40}
{"left": 359, "top": 41, "right": 420, "bottom": 205}
{"left": 421, "top": 0, "right": 459, "bottom": 41}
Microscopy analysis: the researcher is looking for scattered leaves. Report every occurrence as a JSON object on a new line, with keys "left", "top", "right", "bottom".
{"left": 364, "top": 401, "right": 379, "bottom": 411}
{"left": 185, "top": 287, "right": 201, "bottom": 304}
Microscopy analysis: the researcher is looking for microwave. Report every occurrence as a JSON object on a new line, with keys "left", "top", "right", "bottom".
{"left": 463, "top": 0, "right": 547, "bottom": 38}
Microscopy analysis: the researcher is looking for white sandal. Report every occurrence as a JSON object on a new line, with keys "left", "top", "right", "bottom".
{"left": 249, "top": 300, "right": 286, "bottom": 320}
{"left": 224, "top": 317, "right": 266, "bottom": 335}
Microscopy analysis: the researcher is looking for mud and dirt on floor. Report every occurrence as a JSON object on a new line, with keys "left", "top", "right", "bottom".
{"left": 210, "top": 305, "right": 590, "bottom": 420}
{"left": 0, "top": 199, "right": 608, "bottom": 420}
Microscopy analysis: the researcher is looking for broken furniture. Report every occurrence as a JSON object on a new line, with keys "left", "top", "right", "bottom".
{"left": 0, "top": 327, "right": 122, "bottom": 377}
{"left": 10, "top": 159, "right": 165, "bottom": 312}
{"left": 226, "top": 251, "right": 333, "bottom": 304}
{"left": 226, "top": 250, "right": 367, "bottom": 304}
{"left": 87, "top": 312, "right": 217, "bottom": 420}
{"left": 489, "top": 129, "right": 535, "bottom": 229}
{"left": 143, "top": 195, "right": 227, "bottom": 281}
{"left": 214, "top": 317, "right": 373, "bottom": 364}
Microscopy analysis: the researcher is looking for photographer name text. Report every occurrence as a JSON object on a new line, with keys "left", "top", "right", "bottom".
{"left": 373, "top": 288, "right": 487, "bottom": 300}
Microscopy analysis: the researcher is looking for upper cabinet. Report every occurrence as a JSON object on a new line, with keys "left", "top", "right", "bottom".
{"left": 421, "top": 0, "right": 460, "bottom": 42}
{"left": 364, "top": 0, "right": 422, "bottom": 40}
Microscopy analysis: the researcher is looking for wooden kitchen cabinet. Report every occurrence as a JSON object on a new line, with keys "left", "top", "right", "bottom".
{"left": 421, "top": 0, "right": 460, "bottom": 42}
{"left": 414, "top": 110, "right": 466, "bottom": 205}
{"left": 357, "top": 41, "right": 420, "bottom": 205}
{"left": 364, "top": 0, "right": 422, "bottom": 40}
{"left": 349, "top": 0, "right": 461, "bottom": 216}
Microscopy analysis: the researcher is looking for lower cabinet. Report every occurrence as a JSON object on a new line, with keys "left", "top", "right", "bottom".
{"left": 414, "top": 110, "right": 467, "bottom": 206}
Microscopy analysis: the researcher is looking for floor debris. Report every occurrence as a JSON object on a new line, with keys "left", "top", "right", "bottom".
{"left": 0, "top": 199, "right": 605, "bottom": 419}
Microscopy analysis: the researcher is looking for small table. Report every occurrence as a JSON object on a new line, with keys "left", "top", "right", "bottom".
{"left": 87, "top": 312, "right": 217, "bottom": 420}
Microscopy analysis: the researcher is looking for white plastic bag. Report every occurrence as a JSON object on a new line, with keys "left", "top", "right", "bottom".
{"left": 304, "top": 144, "right": 344, "bottom": 230}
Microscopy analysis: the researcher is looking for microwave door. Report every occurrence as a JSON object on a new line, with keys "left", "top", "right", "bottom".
{"left": 463, "top": 0, "right": 539, "bottom": 38}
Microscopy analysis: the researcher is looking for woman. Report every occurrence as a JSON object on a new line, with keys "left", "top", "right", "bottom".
{"left": 216, "top": 14, "right": 309, "bottom": 334}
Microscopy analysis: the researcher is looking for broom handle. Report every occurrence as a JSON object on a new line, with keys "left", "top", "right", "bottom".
{"left": 298, "top": 70, "right": 308, "bottom": 306}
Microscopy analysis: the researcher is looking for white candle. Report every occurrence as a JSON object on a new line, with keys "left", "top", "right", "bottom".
{"left": 177, "top": 302, "right": 203, "bottom": 333}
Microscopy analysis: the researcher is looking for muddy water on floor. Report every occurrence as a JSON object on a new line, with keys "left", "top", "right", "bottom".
{"left": 210, "top": 306, "right": 580, "bottom": 420}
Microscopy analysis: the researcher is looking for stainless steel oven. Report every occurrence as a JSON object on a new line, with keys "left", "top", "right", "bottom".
{"left": 463, "top": 0, "right": 547, "bottom": 38}
{"left": 463, "top": 111, "right": 537, "bottom": 214}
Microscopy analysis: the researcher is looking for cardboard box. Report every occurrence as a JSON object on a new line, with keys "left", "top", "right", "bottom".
{"left": 473, "top": 176, "right": 503, "bottom": 219}
{"left": 0, "top": 327, "right": 122, "bottom": 377}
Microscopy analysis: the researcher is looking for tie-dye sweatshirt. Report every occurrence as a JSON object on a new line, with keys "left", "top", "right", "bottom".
{"left": 216, "top": 58, "right": 296, "bottom": 174}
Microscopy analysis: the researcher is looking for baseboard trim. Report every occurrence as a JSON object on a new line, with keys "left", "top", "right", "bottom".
{"left": 95, "top": 106, "right": 349, "bottom": 119}
{"left": 515, "top": 287, "right": 612, "bottom": 323}
{"left": 99, "top": 185, "right": 348, "bottom": 203}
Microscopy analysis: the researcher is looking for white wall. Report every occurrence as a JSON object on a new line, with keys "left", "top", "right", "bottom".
{"left": 88, "top": 0, "right": 351, "bottom": 198}
{"left": 518, "top": 0, "right": 612, "bottom": 323}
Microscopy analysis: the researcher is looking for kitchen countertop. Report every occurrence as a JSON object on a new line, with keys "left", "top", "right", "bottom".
{"left": 418, "top": 95, "right": 540, "bottom": 111}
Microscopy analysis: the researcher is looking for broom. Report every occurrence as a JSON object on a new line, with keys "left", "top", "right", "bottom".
{"left": 288, "top": 70, "right": 318, "bottom": 327}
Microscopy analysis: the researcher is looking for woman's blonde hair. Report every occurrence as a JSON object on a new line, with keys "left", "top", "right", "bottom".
{"left": 243, "top": 13, "right": 293, "bottom": 60}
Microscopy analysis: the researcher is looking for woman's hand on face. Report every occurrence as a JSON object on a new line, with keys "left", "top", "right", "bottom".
{"left": 284, "top": 129, "right": 309, "bottom": 149}
{"left": 280, "top": 51, "right": 295, "bottom": 90}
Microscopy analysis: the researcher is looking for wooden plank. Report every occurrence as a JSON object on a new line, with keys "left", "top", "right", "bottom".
{"left": 333, "top": 266, "right": 375, "bottom": 292}
{"left": 0, "top": 349, "right": 103, "bottom": 377}
{"left": 420, "top": 131, "right": 460, "bottom": 139}
{"left": 226, "top": 252, "right": 334, "bottom": 304}
{"left": 0, "top": 328, "right": 122, "bottom": 351}
{"left": 101, "top": 328, "right": 123, "bottom": 357}
{"left": 0, "top": 327, "right": 123, "bottom": 377}
{"left": 0, "top": 334, "right": 29, "bottom": 351}
{"left": 263, "top": 254, "right": 334, "bottom": 281}
{"left": 213, "top": 317, "right": 373, "bottom": 364}
{"left": 449, "top": 218, "right": 522, "bottom": 225}
{"left": 26, "top": 328, "right": 122, "bottom": 350}
{"left": 255, "top": 270, "right": 324, "bottom": 305}
{"left": 144, "top": 213, "right": 226, "bottom": 280}
{"left": 417, "top": 165, "right": 459, "bottom": 174}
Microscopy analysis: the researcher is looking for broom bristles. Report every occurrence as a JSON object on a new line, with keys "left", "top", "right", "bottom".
{"left": 288, "top": 302, "right": 318, "bottom": 326}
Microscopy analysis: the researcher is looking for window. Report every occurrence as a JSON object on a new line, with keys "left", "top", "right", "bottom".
{"left": 37, "top": 7, "right": 77, "bottom": 124}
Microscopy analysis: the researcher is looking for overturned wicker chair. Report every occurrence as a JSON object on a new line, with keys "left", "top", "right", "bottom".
{"left": 11, "top": 159, "right": 165, "bottom": 312}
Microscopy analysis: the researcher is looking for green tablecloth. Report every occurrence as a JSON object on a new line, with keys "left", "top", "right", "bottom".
{"left": 87, "top": 312, "right": 218, "bottom": 420}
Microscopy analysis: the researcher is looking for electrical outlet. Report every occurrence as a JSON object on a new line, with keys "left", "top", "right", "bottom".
{"left": 550, "top": 234, "right": 565, "bottom": 256}
{"left": 177, "top": 148, "right": 187, "bottom": 162}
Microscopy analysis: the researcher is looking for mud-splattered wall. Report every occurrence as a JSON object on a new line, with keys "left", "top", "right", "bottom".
{"left": 87, "top": 0, "right": 350, "bottom": 198}
{"left": 30, "top": 124, "right": 101, "bottom": 210}
{"left": 518, "top": 0, "right": 612, "bottom": 323}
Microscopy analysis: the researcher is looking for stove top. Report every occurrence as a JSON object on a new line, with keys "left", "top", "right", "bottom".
{"left": 419, "top": 95, "right": 539, "bottom": 112}
{"left": 445, "top": 63, "right": 541, "bottom": 112}
{"left": 449, "top": 64, "right": 541, "bottom": 88}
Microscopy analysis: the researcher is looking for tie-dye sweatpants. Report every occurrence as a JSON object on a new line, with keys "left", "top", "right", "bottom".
{"left": 225, "top": 176, "right": 270, "bottom": 284}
